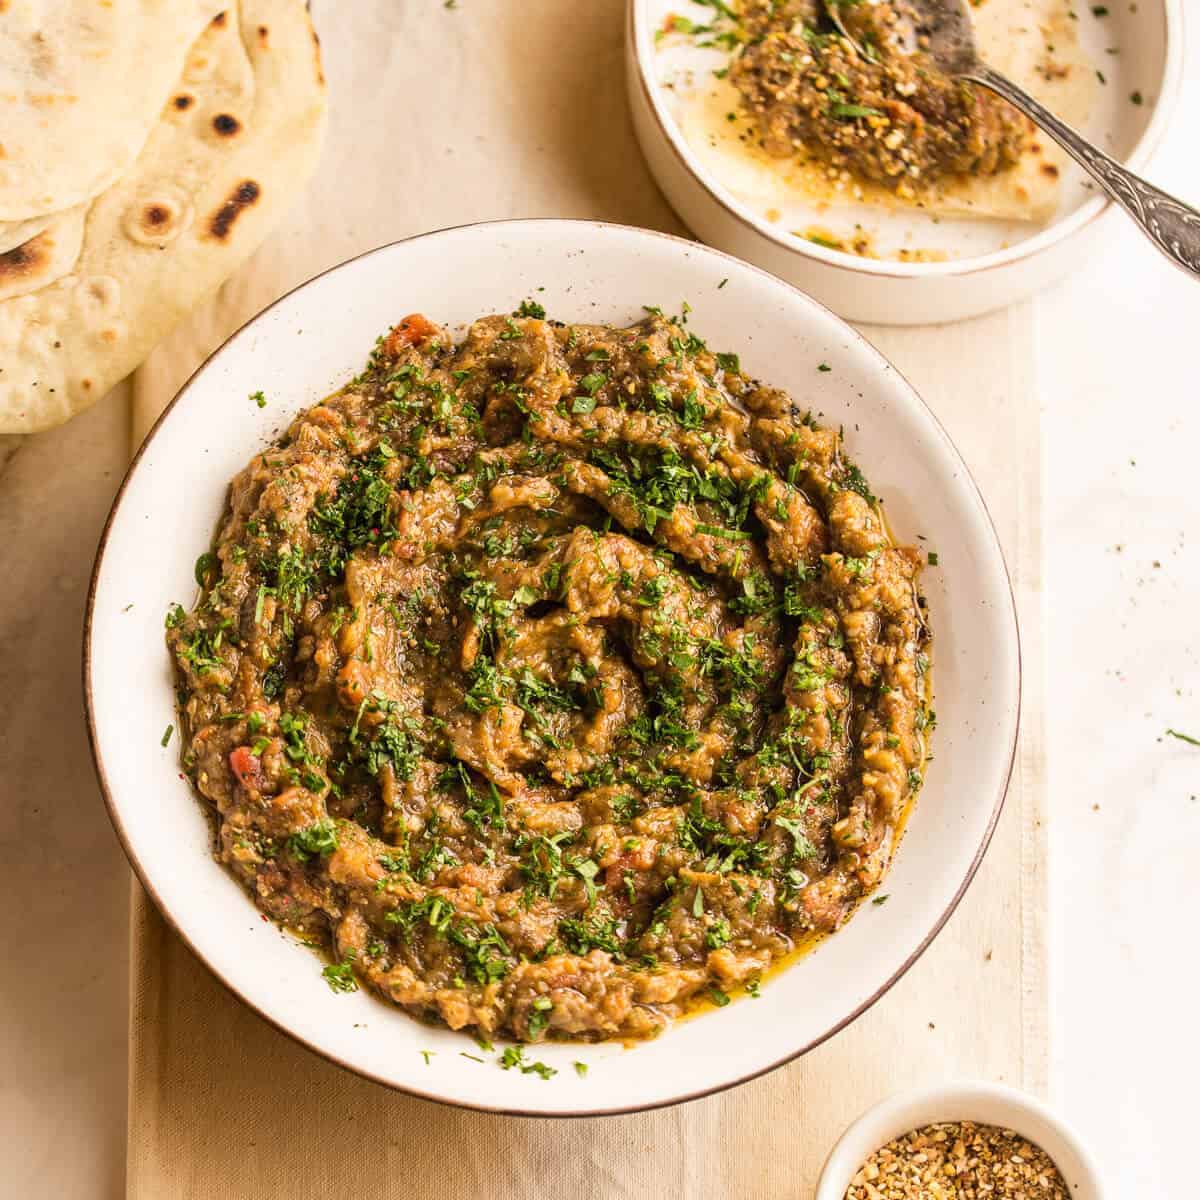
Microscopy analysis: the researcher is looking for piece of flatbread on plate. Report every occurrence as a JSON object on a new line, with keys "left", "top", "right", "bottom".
{"left": 675, "top": 0, "right": 1093, "bottom": 224}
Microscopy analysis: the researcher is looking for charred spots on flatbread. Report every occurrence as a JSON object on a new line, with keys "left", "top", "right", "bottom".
{"left": 173, "top": 94, "right": 194, "bottom": 111}
{"left": 122, "top": 186, "right": 194, "bottom": 247}
{"left": 211, "top": 11, "right": 227, "bottom": 26}
{"left": 312, "top": 27, "right": 325, "bottom": 86}
{"left": 212, "top": 113, "right": 240, "bottom": 137}
{"left": 0, "top": 238, "right": 44, "bottom": 281}
{"left": 206, "top": 181, "right": 261, "bottom": 240}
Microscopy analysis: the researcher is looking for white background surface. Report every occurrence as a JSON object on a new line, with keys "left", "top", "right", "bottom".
{"left": 0, "top": 18, "right": 1196, "bottom": 1200}
{"left": 1042, "top": 34, "right": 1200, "bottom": 1192}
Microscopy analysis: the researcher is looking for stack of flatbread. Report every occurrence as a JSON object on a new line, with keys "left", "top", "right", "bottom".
{"left": 0, "top": 0, "right": 326, "bottom": 433}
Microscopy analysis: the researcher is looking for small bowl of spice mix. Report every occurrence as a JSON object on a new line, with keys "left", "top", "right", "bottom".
{"left": 816, "top": 1082, "right": 1105, "bottom": 1200}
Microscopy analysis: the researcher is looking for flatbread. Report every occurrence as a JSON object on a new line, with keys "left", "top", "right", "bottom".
{"left": 0, "top": 0, "right": 327, "bottom": 433}
{"left": 0, "top": 206, "right": 85, "bottom": 302}
{"left": 0, "top": 214, "right": 54, "bottom": 255}
{"left": 0, "top": 0, "right": 228, "bottom": 222}
{"left": 674, "top": 0, "right": 1094, "bottom": 223}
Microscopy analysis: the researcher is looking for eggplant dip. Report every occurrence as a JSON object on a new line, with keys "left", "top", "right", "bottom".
{"left": 727, "top": 0, "right": 1030, "bottom": 192}
{"left": 167, "top": 305, "right": 931, "bottom": 1044}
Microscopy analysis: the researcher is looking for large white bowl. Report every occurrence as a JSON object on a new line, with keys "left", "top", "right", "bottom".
{"left": 85, "top": 219, "right": 1020, "bottom": 1115}
{"left": 627, "top": 0, "right": 1183, "bottom": 324}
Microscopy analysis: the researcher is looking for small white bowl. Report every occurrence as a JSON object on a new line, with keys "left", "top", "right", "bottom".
{"left": 626, "top": 0, "right": 1183, "bottom": 324}
{"left": 86, "top": 219, "right": 1019, "bottom": 1114}
{"left": 817, "top": 1082, "right": 1106, "bottom": 1200}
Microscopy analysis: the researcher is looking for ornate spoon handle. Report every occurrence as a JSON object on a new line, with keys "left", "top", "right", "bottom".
{"left": 969, "top": 64, "right": 1200, "bottom": 279}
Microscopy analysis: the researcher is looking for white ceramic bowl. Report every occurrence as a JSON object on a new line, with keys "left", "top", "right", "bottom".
{"left": 817, "top": 1082, "right": 1106, "bottom": 1199}
{"left": 626, "top": 0, "right": 1183, "bottom": 324}
{"left": 85, "top": 219, "right": 1020, "bottom": 1114}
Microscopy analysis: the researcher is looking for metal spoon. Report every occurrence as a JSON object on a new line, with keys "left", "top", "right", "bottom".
{"left": 822, "top": 0, "right": 1200, "bottom": 278}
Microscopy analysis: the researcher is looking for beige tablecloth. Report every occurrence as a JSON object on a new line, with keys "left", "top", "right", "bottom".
{"left": 127, "top": 2, "right": 1047, "bottom": 1194}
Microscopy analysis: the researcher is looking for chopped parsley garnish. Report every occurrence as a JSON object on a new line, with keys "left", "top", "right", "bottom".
{"left": 287, "top": 820, "right": 339, "bottom": 862}
{"left": 830, "top": 102, "right": 884, "bottom": 119}
{"left": 571, "top": 857, "right": 601, "bottom": 904}
{"left": 499, "top": 1045, "right": 557, "bottom": 1078}
{"left": 841, "top": 463, "right": 877, "bottom": 504}
{"left": 308, "top": 447, "right": 401, "bottom": 576}
{"left": 775, "top": 815, "right": 818, "bottom": 862}
{"left": 194, "top": 552, "right": 217, "bottom": 587}
{"left": 519, "top": 831, "right": 575, "bottom": 898}
{"left": 591, "top": 445, "right": 753, "bottom": 536}
{"left": 348, "top": 695, "right": 422, "bottom": 782}
{"left": 705, "top": 918, "right": 732, "bottom": 949}
{"left": 279, "top": 710, "right": 327, "bottom": 791}
{"left": 322, "top": 954, "right": 357, "bottom": 993}
{"left": 263, "top": 545, "right": 318, "bottom": 615}
{"left": 558, "top": 913, "right": 624, "bottom": 957}
{"left": 176, "top": 624, "right": 226, "bottom": 675}
{"left": 261, "top": 661, "right": 286, "bottom": 700}
{"left": 388, "top": 898, "right": 512, "bottom": 985}
{"left": 527, "top": 996, "right": 553, "bottom": 1038}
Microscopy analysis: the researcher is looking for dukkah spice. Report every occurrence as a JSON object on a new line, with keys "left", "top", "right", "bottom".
{"left": 845, "top": 1120, "right": 1070, "bottom": 1199}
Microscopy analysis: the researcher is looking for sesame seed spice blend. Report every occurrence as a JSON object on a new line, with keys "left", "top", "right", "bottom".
{"left": 845, "top": 1121, "right": 1071, "bottom": 1200}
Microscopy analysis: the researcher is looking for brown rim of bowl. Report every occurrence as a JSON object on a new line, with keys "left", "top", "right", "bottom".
{"left": 83, "top": 217, "right": 1022, "bottom": 1118}
{"left": 626, "top": 0, "right": 1185, "bottom": 281}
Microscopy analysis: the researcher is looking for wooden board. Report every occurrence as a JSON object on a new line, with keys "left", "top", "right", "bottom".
{"left": 126, "top": 3, "right": 1047, "bottom": 1193}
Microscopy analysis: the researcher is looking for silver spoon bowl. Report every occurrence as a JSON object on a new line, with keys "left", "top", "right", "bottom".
{"left": 824, "top": 0, "right": 1200, "bottom": 278}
